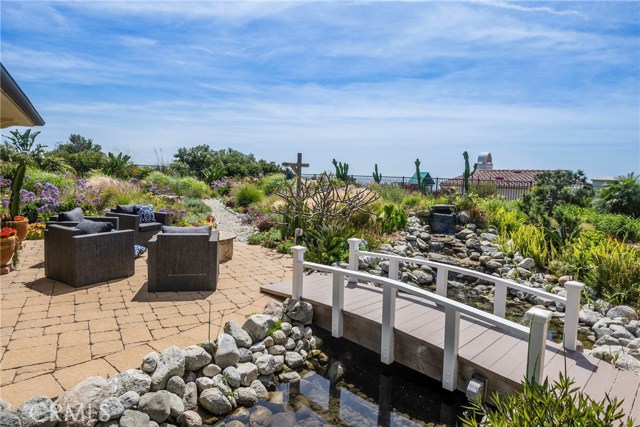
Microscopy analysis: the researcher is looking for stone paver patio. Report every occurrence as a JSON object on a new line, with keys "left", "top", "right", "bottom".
{"left": 0, "top": 240, "right": 290, "bottom": 407}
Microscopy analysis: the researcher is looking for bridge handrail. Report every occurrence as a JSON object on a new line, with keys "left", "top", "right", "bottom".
{"left": 348, "top": 238, "right": 584, "bottom": 352}
{"left": 290, "top": 245, "right": 553, "bottom": 392}
{"left": 301, "top": 260, "right": 529, "bottom": 337}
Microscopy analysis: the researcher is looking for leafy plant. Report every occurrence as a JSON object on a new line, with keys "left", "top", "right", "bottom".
{"left": 276, "top": 240, "right": 294, "bottom": 254}
{"left": 462, "top": 372, "right": 635, "bottom": 427}
{"left": 303, "top": 224, "right": 356, "bottom": 265}
{"left": 261, "top": 174, "right": 286, "bottom": 195}
{"left": 102, "top": 152, "right": 132, "bottom": 179}
{"left": 506, "top": 224, "right": 552, "bottom": 268}
{"left": 247, "top": 233, "right": 265, "bottom": 245}
{"left": 462, "top": 151, "right": 477, "bottom": 195}
{"left": 376, "top": 203, "right": 408, "bottom": 232}
{"left": 593, "top": 173, "right": 640, "bottom": 218}
{"left": 401, "top": 195, "right": 422, "bottom": 209}
{"left": 235, "top": 184, "right": 263, "bottom": 207}
{"left": 370, "top": 184, "right": 406, "bottom": 204}
{"left": 554, "top": 204, "right": 640, "bottom": 242}
{"left": 372, "top": 164, "right": 382, "bottom": 184}
{"left": 255, "top": 215, "right": 276, "bottom": 232}
{"left": 332, "top": 158, "right": 350, "bottom": 182}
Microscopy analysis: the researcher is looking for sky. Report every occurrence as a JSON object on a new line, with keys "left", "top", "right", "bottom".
{"left": 1, "top": 0, "right": 639, "bottom": 179}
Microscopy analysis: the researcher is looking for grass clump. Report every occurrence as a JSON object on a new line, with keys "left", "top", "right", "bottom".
{"left": 235, "top": 183, "right": 263, "bottom": 207}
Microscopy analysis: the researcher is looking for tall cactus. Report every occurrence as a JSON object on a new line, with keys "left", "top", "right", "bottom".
{"left": 9, "top": 163, "right": 26, "bottom": 220}
{"left": 332, "top": 158, "right": 350, "bottom": 182}
{"left": 372, "top": 164, "right": 382, "bottom": 184}
{"left": 414, "top": 159, "right": 422, "bottom": 188}
{"left": 463, "top": 151, "right": 477, "bottom": 195}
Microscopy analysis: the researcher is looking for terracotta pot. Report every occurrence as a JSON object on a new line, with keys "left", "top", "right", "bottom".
{"left": 1, "top": 235, "right": 16, "bottom": 267}
{"left": 1, "top": 218, "right": 28, "bottom": 242}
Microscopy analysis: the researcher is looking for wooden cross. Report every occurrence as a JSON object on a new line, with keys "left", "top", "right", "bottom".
{"left": 282, "top": 153, "right": 309, "bottom": 184}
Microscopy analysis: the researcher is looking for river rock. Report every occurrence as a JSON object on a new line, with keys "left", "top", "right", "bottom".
{"left": 284, "top": 299, "right": 313, "bottom": 325}
{"left": 579, "top": 309, "right": 602, "bottom": 326}
{"left": 328, "top": 361, "right": 346, "bottom": 383}
{"left": 98, "top": 397, "right": 124, "bottom": 422}
{"left": 271, "top": 330, "right": 287, "bottom": 346}
{"left": 249, "top": 407, "right": 273, "bottom": 427}
{"left": 214, "top": 333, "right": 240, "bottom": 369}
{"left": 279, "top": 371, "right": 301, "bottom": 383}
{"left": 0, "top": 413, "right": 21, "bottom": 427}
{"left": 138, "top": 391, "right": 171, "bottom": 423}
{"left": 108, "top": 369, "right": 151, "bottom": 396}
{"left": 250, "top": 380, "right": 269, "bottom": 400}
{"left": 518, "top": 258, "right": 536, "bottom": 269}
{"left": 56, "top": 377, "right": 114, "bottom": 427}
{"left": 150, "top": 347, "right": 185, "bottom": 391}
{"left": 285, "top": 352, "right": 304, "bottom": 369}
{"left": 165, "top": 376, "right": 185, "bottom": 398}
{"left": 272, "top": 412, "right": 295, "bottom": 427}
{"left": 17, "top": 397, "right": 57, "bottom": 427}
{"left": 198, "top": 388, "right": 232, "bottom": 415}
{"left": 176, "top": 410, "right": 202, "bottom": 427}
{"left": 118, "top": 391, "right": 140, "bottom": 410}
{"left": 607, "top": 306, "right": 638, "bottom": 322}
{"left": 141, "top": 352, "right": 159, "bottom": 373}
{"left": 255, "top": 354, "right": 278, "bottom": 375}
{"left": 195, "top": 377, "right": 214, "bottom": 393}
{"left": 183, "top": 345, "right": 212, "bottom": 371}
{"left": 182, "top": 382, "right": 197, "bottom": 411}
{"left": 263, "top": 301, "right": 284, "bottom": 319}
{"left": 223, "top": 366, "right": 242, "bottom": 388}
{"left": 234, "top": 387, "right": 258, "bottom": 406}
{"left": 290, "top": 327, "right": 303, "bottom": 341}
{"left": 224, "top": 320, "right": 253, "bottom": 348}
{"left": 202, "top": 363, "right": 222, "bottom": 377}
{"left": 167, "top": 392, "right": 184, "bottom": 418}
{"left": 238, "top": 347, "right": 253, "bottom": 363}
{"left": 237, "top": 362, "right": 259, "bottom": 386}
{"left": 242, "top": 315, "right": 279, "bottom": 342}
{"left": 119, "top": 410, "right": 149, "bottom": 427}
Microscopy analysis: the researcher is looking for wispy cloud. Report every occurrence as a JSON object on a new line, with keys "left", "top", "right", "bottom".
{"left": 472, "top": 0, "right": 585, "bottom": 18}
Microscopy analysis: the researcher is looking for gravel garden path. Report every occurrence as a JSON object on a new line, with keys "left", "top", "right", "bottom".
{"left": 202, "top": 198, "right": 256, "bottom": 242}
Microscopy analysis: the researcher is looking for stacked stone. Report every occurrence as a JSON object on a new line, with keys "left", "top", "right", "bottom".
{"left": 2, "top": 298, "right": 326, "bottom": 427}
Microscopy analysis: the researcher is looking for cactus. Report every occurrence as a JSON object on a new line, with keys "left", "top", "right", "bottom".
{"left": 372, "top": 164, "right": 382, "bottom": 184}
{"left": 332, "top": 158, "right": 350, "bottom": 182}
{"left": 9, "top": 163, "right": 26, "bottom": 220}
{"left": 463, "top": 151, "right": 478, "bottom": 195}
{"left": 414, "top": 159, "right": 422, "bottom": 188}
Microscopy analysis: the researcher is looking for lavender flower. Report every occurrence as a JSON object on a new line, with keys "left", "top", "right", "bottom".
{"left": 20, "top": 189, "right": 36, "bottom": 204}
{"left": 76, "top": 193, "right": 87, "bottom": 205}
{"left": 91, "top": 197, "right": 101, "bottom": 206}
{"left": 1, "top": 198, "right": 8, "bottom": 209}
{"left": 0, "top": 177, "right": 11, "bottom": 189}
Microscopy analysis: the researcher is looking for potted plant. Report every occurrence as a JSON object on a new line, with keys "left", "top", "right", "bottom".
{"left": 1, "top": 129, "right": 46, "bottom": 242}
{"left": 0, "top": 227, "right": 17, "bottom": 271}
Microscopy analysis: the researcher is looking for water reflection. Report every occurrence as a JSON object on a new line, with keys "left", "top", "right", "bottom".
{"left": 220, "top": 328, "right": 468, "bottom": 426}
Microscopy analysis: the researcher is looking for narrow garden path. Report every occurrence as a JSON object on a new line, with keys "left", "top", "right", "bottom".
{"left": 202, "top": 198, "right": 255, "bottom": 242}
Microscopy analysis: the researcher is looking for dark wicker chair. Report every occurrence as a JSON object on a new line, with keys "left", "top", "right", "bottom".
{"left": 47, "top": 215, "right": 118, "bottom": 229}
{"left": 44, "top": 225, "right": 135, "bottom": 288}
{"left": 106, "top": 206, "right": 169, "bottom": 245}
{"left": 147, "top": 230, "right": 219, "bottom": 292}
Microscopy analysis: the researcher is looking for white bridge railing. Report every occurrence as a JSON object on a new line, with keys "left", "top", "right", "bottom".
{"left": 290, "top": 238, "right": 584, "bottom": 392}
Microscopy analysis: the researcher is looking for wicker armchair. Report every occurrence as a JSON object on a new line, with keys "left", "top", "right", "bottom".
{"left": 44, "top": 225, "right": 135, "bottom": 288}
{"left": 106, "top": 205, "right": 169, "bottom": 245}
{"left": 147, "top": 229, "right": 219, "bottom": 292}
{"left": 47, "top": 215, "right": 118, "bottom": 229}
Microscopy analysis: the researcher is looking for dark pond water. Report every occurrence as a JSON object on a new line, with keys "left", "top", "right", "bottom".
{"left": 219, "top": 327, "right": 471, "bottom": 427}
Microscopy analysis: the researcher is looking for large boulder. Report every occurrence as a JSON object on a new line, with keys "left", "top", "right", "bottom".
{"left": 150, "top": 347, "right": 185, "bottom": 391}
{"left": 0, "top": 412, "right": 21, "bottom": 427}
{"left": 224, "top": 321, "right": 253, "bottom": 348}
{"left": 242, "top": 315, "right": 279, "bottom": 342}
{"left": 176, "top": 410, "right": 202, "bottom": 427}
{"left": 250, "top": 380, "right": 269, "bottom": 400}
{"left": 283, "top": 299, "right": 313, "bottom": 325}
{"left": 607, "top": 306, "right": 638, "bottom": 322}
{"left": 183, "top": 345, "right": 212, "bottom": 371}
{"left": 17, "top": 397, "right": 58, "bottom": 427}
{"left": 198, "top": 388, "right": 232, "bottom": 415}
{"left": 237, "top": 362, "right": 259, "bottom": 386}
{"left": 255, "top": 355, "right": 278, "bottom": 375}
{"left": 138, "top": 391, "right": 171, "bottom": 423}
{"left": 214, "top": 333, "right": 240, "bottom": 369}
{"left": 56, "top": 377, "right": 115, "bottom": 427}
{"left": 107, "top": 369, "right": 151, "bottom": 396}
{"left": 118, "top": 410, "right": 149, "bottom": 427}
{"left": 234, "top": 387, "right": 258, "bottom": 407}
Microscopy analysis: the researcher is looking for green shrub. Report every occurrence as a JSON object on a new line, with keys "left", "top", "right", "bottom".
{"left": 23, "top": 168, "right": 74, "bottom": 191}
{"left": 401, "top": 194, "right": 422, "bottom": 209}
{"left": 588, "top": 240, "right": 640, "bottom": 305}
{"left": 235, "top": 184, "right": 263, "bottom": 207}
{"left": 370, "top": 184, "right": 406, "bottom": 204}
{"left": 462, "top": 373, "right": 634, "bottom": 426}
{"left": 376, "top": 203, "right": 407, "bottom": 232}
{"left": 507, "top": 224, "right": 552, "bottom": 268}
{"left": 276, "top": 240, "right": 294, "bottom": 254}
{"left": 247, "top": 233, "right": 265, "bottom": 245}
{"left": 185, "top": 198, "right": 212, "bottom": 216}
{"left": 304, "top": 224, "right": 355, "bottom": 265}
{"left": 593, "top": 173, "right": 640, "bottom": 218}
{"left": 483, "top": 201, "right": 526, "bottom": 235}
{"left": 261, "top": 174, "right": 286, "bottom": 195}
{"left": 172, "top": 176, "right": 210, "bottom": 198}
{"left": 555, "top": 204, "right": 640, "bottom": 242}
{"left": 468, "top": 181, "right": 498, "bottom": 198}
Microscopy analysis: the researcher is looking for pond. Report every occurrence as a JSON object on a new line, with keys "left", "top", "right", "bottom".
{"left": 219, "top": 327, "right": 471, "bottom": 427}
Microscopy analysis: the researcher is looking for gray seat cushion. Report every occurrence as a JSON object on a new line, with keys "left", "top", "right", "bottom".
{"left": 75, "top": 219, "right": 114, "bottom": 235}
{"left": 58, "top": 207, "right": 84, "bottom": 222}
{"left": 138, "top": 222, "right": 163, "bottom": 232}
{"left": 162, "top": 225, "right": 211, "bottom": 235}
{"left": 115, "top": 204, "right": 136, "bottom": 214}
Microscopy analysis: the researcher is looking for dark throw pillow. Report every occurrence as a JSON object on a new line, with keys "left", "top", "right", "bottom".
{"left": 58, "top": 207, "right": 84, "bottom": 222}
{"left": 115, "top": 204, "right": 136, "bottom": 214}
{"left": 161, "top": 225, "right": 211, "bottom": 235}
{"left": 134, "top": 205, "right": 156, "bottom": 223}
{"left": 75, "top": 219, "right": 115, "bottom": 235}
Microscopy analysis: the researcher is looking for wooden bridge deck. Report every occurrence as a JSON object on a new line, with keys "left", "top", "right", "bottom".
{"left": 261, "top": 273, "right": 640, "bottom": 420}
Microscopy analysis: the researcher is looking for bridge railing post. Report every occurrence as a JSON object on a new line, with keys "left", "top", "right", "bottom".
{"left": 563, "top": 281, "right": 584, "bottom": 351}
{"left": 436, "top": 267, "right": 449, "bottom": 297}
{"left": 381, "top": 282, "right": 397, "bottom": 364}
{"left": 291, "top": 246, "right": 307, "bottom": 300}
{"left": 525, "top": 307, "right": 553, "bottom": 384}
{"left": 493, "top": 281, "right": 507, "bottom": 318}
{"left": 388, "top": 259, "right": 399, "bottom": 281}
{"left": 347, "top": 238, "right": 362, "bottom": 284}
{"left": 442, "top": 306, "right": 460, "bottom": 391}
{"left": 332, "top": 271, "right": 345, "bottom": 338}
